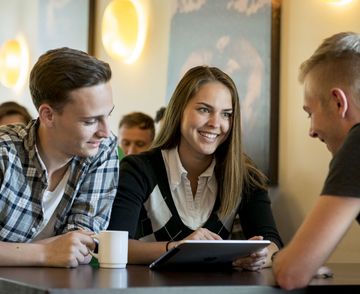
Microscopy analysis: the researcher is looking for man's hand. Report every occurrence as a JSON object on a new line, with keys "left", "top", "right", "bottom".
{"left": 38, "top": 230, "right": 96, "bottom": 267}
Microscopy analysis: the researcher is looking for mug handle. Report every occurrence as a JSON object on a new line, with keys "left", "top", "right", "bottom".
{"left": 89, "top": 234, "right": 100, "bottom": 259}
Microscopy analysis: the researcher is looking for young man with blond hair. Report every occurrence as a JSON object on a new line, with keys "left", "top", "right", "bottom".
{"left": 273, "top": 32, "right": 360, "bottom": 289}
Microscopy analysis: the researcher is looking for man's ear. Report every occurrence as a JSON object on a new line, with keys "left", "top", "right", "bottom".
{"left": 38, "top": 104, "right": 55, "bottom": 127}
{"left": 331, "top": 88, "right": 348, "bottom": 118}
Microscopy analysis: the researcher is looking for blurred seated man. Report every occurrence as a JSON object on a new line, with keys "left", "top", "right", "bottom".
{"left": 118, "top": 112, "right": 155, "bottom": 156}
{"left": 0, "top": 101, "right": 32, "bottom": 125}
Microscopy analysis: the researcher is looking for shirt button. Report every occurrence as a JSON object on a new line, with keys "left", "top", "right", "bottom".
{"left": 31, "top": 227, "right": 36, "bottom": 233}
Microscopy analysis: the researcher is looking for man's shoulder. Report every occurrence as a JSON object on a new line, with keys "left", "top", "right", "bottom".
{"left": 349, "top": 123, "right": 360, "bottom": 136}
{"left": 99, "top": 132, "right": 117, "bottom": 150}
{"left": 0, "top": 124, "right": 28, "bottom": 145}
{"left": 340, "top": 123, "right": 360, "bottom": 152}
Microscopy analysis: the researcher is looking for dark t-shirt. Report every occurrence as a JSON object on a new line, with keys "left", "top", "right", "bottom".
{"left": 321, "top": 123, "right": 360, "bottom": 223}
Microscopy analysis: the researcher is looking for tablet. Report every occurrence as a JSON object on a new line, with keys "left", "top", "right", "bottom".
{"left": 149, "top": 240, "right": 270, "bottom": 270}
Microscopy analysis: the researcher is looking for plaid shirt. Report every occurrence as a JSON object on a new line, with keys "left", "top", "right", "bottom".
{"left": 0, "top": 120, "right": 119, "bottom": 242}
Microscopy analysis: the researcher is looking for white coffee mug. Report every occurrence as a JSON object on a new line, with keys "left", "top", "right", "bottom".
{"left": 91, "top": 230, "right": 128, "bottom": 268}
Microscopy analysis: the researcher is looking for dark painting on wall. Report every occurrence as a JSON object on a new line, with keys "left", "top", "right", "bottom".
{"left": 37, "top": 0, "right": 93, "bottom": 55}
{"left": 166, "top": 0, "right": 280, "bottom": 184}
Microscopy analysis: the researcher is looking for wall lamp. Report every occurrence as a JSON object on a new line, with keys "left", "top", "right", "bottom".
{"left": 325, "top": 0, "right": 353, "bottom": 5}
{"left": 0, "top": 35, "right": 29, "bottom": 92}
{"left": 102, "top": 0, "right": 147, "bottom": 64}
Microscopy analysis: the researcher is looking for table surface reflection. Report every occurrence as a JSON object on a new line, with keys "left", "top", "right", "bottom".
{"left": 0, "top": 263, "right": 359, "bottom": 293}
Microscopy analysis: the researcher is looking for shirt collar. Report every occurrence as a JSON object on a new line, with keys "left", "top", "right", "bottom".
{"left": 23, "top": 119, "right": 46, "bottom": 172}
{"left": 162, "top": 147, "right": 216, "bottom": 191}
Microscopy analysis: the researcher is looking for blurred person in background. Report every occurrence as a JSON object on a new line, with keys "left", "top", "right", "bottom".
{"left": 118, "top": 112, "right": 155, "bottom": 157}
{"left": 0, "top": 101, "right": 32, "bottom": 125}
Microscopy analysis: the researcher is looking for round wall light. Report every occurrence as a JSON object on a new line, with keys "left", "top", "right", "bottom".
{"left": 325, "top": 0, "right": 353, "bottom": 5}
{"left": 0, "top": 36, "right": 29, "bottom": 92}
{"left": 102, "top": 0, "right": 147, "bottom": 64}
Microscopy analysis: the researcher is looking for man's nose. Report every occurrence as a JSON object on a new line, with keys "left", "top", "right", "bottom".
{"left": 97, "top": 119, "right": 111, "bottom": 138}
{"left": 127, "top": 144, "right": 137, "bottom": 155}
{"left": 309, "top": 128, "right": 318, "bottom": 138}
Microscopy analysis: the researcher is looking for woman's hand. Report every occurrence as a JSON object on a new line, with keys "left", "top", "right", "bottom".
{"left": 232, "top": 236, "right": 268, "bottom": 271}
{"left": 167, "top": 228, "right": 222, "bottom": 251}
{"left": 184, "top": 228, "right": 223, "bottom": 241}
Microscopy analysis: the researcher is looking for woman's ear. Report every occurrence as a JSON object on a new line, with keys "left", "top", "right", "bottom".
{"left": 331, "top": 88, "right": 348, "bottom": 118}
{"left": 38, "top": 104, "right": 55, "bottom": 127}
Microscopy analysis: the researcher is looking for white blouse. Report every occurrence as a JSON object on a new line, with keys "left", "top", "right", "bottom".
{"left": 161, "top": 147, "right": 217, "bottom": 230}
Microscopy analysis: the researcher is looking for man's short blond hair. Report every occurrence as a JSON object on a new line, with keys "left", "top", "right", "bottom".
{"left": 299, "top": 32, "right": 360, "bottom": 107}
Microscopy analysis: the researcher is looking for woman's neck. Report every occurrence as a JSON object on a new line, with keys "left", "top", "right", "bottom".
{"left": 177, "top": 144, "right": 213, "bottom": 179}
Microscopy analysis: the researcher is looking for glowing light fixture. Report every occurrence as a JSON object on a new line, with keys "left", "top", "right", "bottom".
{"left": 0, "top": 36, "right": 29, "bottom": 92}
{"left": 325, "top": 0, "right": 353, "bottom": 5}
{"left": 102, "top": 0, "right": 147, "bottom": 64}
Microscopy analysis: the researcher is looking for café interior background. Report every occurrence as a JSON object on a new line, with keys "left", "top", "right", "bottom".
{"left": 0, "top": 0, "right": 359, "bottom": 262}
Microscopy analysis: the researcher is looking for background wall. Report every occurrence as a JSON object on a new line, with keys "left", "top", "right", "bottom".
{"left": 0, "top": 0, "right": 91, "bottom": 118}
{"left": 94, "top": 0, "right": 173, "bottom": 131}
{"left": 0, "top": 0, "right": 359, "bottom": 262}
{"left": 0, "top": 1, "right": 38, "bottom": 116}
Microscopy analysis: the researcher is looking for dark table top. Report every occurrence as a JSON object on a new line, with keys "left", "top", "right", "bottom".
{"left": 0, "top": 263, "right": 359, "bottom": 293}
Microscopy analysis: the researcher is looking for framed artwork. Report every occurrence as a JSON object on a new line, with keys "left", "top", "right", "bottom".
{"left": 166, "top": 0, "right": 281, "bottom": 184}
{"left": 37, "top": 0, "right": 94, "bottom": 55}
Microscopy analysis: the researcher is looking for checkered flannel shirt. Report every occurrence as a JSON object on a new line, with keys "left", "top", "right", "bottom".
{"left": 0, "top": 120, "right": 119, "bottom": 242}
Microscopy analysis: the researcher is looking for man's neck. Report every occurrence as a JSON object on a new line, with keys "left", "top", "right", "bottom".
{"left": 36, "top": 124, "right": 72, "bottom": 176}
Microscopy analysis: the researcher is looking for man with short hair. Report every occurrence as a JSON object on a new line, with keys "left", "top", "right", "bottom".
{"left": 273, "top": 32, "right": 360, "bottom": 289}
{"left": 0, "top": 47, "right": 119, "bottom": 267}
{"left": 118, "top": 112, "right": 155, "bottom": 156}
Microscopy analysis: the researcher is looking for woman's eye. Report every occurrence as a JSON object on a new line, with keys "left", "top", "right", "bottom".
{"left": 198, "top": 107, "right": 210, "bottom": 113}
{"left": 222, "top": 112, "right": 232, "bottom": 118}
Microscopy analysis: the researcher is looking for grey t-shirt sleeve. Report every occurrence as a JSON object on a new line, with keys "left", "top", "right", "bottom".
{"left": 321, "top": 124, "right": 360, "bottom": 198}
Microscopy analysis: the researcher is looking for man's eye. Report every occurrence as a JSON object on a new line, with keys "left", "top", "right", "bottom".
{"left": 198, "top": 107, "right": 210, "bottom": 113}
{"left": 83, "top": 120, "right": 96, "bottom": 125}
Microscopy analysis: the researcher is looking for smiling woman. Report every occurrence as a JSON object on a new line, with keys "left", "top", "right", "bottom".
{"left": 108, "top": 65, "right": 282, "bottom": 268}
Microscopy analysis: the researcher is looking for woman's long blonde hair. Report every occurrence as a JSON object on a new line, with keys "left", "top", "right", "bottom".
{"left": 152, "top": 66, "right": 267, "bottom": 217}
